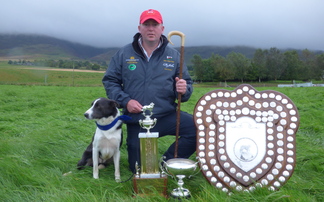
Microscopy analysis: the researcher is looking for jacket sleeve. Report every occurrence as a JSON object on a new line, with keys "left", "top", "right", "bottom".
{"left": 102, "top": 52, "right": 131, "bottom": 108}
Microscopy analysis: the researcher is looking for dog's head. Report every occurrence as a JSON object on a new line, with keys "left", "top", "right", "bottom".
{"left": 84, "top": 98, "right": 119, "bottom": 120}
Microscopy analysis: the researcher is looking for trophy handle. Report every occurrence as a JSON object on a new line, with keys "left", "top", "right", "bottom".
{"left": 188, "top": 157, "right": 203, "bottom": 179}
{"left": 159, "top": 156, "right": 173, "bottom": 178}
{"left": 152, "top": 118, "right": 157, "bottom": 129}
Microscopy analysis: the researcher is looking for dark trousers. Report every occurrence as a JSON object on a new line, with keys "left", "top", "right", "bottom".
{"left": 126, "top": 111, "right": 197, "bottom": 173}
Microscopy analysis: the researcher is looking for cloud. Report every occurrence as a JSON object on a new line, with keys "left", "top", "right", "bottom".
{"left": 1, "top": 0, "right": 323, "bottom": 50}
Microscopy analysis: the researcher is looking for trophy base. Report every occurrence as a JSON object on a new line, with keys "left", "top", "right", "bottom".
{"left": 133, "top": 174, "right": 168, "bottom": 197}
{"left": 171, "top": 188, "right": 191, "bottom": 199}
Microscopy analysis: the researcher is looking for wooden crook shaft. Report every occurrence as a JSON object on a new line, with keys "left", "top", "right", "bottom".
{"left": 167, "top": 31, "right": 185, "bottom": 158}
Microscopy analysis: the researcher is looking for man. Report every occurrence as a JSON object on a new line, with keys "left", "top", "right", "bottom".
{"left": 102, "top": 9, "right": 196, "bottom": 173}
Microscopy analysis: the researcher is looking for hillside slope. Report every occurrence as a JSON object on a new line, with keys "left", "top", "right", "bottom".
{"left": 1, "top": 34, "right": 322, "bottom": 65}
{"left": 0, "top": 34, "right": 117, "bottom": 60}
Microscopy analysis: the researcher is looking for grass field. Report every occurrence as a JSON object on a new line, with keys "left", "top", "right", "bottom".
{"left": 1, "top": 61, "right": 323, "bottom": 87}
{"left": 0, "top": 62, "right": 104, "bottom": 86}
{"left": 0, "top": 64, "right": 324, "bottom": 201}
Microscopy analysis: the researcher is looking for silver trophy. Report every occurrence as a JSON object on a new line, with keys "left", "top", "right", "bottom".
{"left": 133, "top": 103, "right": 168, "bottom": 197}
{"left": 138, "top": 103, "right": 157, "bottom": 137}
{"left": 160, "top": 157, "right": 201, "bottom": 198}
{"left": 137, "top": 102, "right": 159, "bottom": 174}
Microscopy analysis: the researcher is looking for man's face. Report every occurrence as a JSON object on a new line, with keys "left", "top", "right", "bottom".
{"left": 138, "top": 19, "right": 164, "bottom": 43}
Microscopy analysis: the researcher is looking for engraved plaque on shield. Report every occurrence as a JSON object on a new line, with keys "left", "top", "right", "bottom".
{"left": 194, "top": 84, "right": 299, "bottom": 192}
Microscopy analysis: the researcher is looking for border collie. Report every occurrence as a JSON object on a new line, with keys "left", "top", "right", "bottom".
{"left": 77, "top": 98, "right": 130, "bottom": 181}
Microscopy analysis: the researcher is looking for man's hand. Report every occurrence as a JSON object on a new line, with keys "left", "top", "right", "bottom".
{"left": 127, "top": 99, "right": 143, "bottom": 113}
{"left": 175, "top": 77, "right": 187, "bottom": 95}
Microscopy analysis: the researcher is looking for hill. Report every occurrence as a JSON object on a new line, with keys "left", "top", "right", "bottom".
{"left": 0, "top": 34, "right": 259, "bottom": 63}
{"left": 0, "top": 34, "right": 118, "bottom": 61}
{"left": 180, "top": 45, "right": 257, "bottom": 62}
{"left": 1, "top": 34, "right": 322, "bottom": 65}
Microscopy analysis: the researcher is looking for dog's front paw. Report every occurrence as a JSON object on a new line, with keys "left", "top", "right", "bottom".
{"left": 93, "top": 174, "right": 99, "bottom": 179}
{"left": 115, "top": 177, "right": 121, "bottom": 183}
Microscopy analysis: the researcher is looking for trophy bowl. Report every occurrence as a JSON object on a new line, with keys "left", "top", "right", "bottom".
{"left": 164, "top": 158, "right": 198, "bottom": 176}
{"left": 160, "top": 157, "right": 201, "bottom": 198}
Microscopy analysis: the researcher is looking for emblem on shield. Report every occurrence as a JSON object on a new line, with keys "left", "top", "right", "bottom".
{"left": 194, "top": 84, "right": 299, "bottom": 192}
{"left": 226, "top": 117, "right": 266, "bottom": 173}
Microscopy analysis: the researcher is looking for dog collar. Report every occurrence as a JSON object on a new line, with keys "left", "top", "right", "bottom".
{"left": 96, "top": 115, "right": 131, "bottom": 131}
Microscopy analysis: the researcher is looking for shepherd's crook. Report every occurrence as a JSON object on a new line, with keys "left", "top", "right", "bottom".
{"left": 168, "top": 31, "right": 185, "bottom": 158}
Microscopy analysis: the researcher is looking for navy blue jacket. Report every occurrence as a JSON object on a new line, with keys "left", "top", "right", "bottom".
{"left": 102, "top": 33, "right": 193, "bottom": 123}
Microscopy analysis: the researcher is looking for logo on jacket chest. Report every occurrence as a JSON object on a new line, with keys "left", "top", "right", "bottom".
{"left": 163, "top": 56, "right": 175, "bottom": 71}
{"left": 163, "top": 63, "right": 175, "bottom": 68}
{"left": 126, "top": 56, "right": 139, "bottom": 63}
{"left": 126, "top": 56, "right": 139, "bottom": 71}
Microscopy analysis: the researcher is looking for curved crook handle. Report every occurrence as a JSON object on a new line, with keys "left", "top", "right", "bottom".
{"left": 167, "top": 31, "right": 185, "bottom": 46}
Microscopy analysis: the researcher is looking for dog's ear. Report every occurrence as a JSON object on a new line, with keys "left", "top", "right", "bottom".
{"left": 111, "top": 100, "right": 120, "bottom": 108}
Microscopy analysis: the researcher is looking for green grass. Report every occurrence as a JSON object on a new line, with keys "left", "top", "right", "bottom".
{"left": 2, "top": 62, "right": 322, "bottom": 87}
{"left": 0, "top": 62, "right": 104, "bottom": 86}
{"left": 0, "top": 65, "right": 324, "bottom": 201}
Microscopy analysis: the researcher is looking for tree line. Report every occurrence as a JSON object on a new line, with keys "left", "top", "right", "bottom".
{"left": 191, "top": 48, "right": 324, "bottom": 82}
{"left": 8, "top": 59, "right": 108, "bottom": 71}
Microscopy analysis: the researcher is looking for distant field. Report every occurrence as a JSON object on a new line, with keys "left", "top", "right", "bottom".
{"left": 2, "top": 62, "right": 323, "bottom": 88}
{"left": 0, "top": 62, "right": 105, "bottom": 86}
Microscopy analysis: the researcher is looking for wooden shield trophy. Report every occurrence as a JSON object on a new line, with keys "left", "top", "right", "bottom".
{"left": 194, "top": 84, "right": 299, "bottom": 192}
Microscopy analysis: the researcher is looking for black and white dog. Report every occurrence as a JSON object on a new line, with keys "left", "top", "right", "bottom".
{"left": 77, "top": 98, "right": 130, "bottom": 181}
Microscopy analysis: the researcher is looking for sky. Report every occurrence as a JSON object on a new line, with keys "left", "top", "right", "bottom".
{"left": 1, "top": 0, "right": 323, "bottom": 50}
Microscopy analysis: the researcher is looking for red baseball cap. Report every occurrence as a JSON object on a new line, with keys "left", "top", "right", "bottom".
{"left": 140, "top": 9, "right": 163, "bottom": 24}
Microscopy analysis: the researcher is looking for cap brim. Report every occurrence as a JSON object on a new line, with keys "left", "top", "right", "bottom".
{"left": 140, "top": 17, "right": 162, "bottom": 24}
